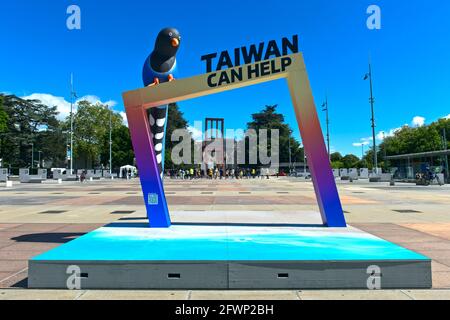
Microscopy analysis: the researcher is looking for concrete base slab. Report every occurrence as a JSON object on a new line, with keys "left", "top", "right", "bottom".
{"left": 299, "top": 289, "right": 412, "bottom": 300}
{"left": 28, "top": 218, "right": 432, "bottom": 290}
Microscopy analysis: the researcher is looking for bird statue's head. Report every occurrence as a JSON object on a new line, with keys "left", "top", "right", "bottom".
{"left": 154, "top": 27, "right": 181, "bottom": 59}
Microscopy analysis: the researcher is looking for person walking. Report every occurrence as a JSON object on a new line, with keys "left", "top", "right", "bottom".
{"left": 80, "top": 170, "right": 86, "bottom": 183}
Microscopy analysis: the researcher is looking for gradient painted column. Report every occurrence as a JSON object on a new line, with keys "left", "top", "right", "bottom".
{"left": 125, "top": 105, "right": 171, "bottom": 227}
{"left": 287, "top": 59, "right": 347, "bottom": 227}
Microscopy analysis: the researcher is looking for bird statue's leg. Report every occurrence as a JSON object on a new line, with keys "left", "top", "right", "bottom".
{"left": 168, "top": 74, "right": 175, "bottom": 82}
{"left": 147, "top": 78, "right": 160, "bottom": 87}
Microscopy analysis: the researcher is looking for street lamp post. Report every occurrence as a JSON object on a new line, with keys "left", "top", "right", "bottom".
{"left": 304, "top": 154, "right": 307, "bottom": 175}
{"left": 109, "top": 105, "right": 113, "bottom": 175}
{"left": 30, "top": 142, "right": 34, "bottom": 169}
{"left": 288, "top": 129, "right": 292, "bottom": 173}
{"left": 300, "top": 142, "right": 307, "bottom": 175}
{"left": 443, "top": 128, "right": 449, "bottom": 182}
{"left": 364, "top": 60, "right": 378, "bottom": 173}
{"left": 70, "top": 73, "right": 78, "bottom": 175}
{"left": 382, "top": 131, "right": 387, "bottom": 171}
{"left": 322, "top": 96, "right": 330, "bottom": 161}
{"left": 38, "top": 151, "right": 42, "bottom": 168}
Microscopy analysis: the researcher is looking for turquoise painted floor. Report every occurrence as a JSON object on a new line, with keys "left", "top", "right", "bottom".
{"left": 32, "top": 223, "right": 429, "bottom": 262}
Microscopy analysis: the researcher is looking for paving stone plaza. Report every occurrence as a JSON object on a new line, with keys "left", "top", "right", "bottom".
{"left": 0, "top": 177, "right": 449, "bottom": 299}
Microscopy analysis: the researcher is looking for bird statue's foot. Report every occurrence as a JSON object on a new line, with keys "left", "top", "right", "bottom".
{"left": 147, "top": 78, "right": 160, "bottom": 87}
{"left": 168, "top": 74, "right": 175, "bottom": 82}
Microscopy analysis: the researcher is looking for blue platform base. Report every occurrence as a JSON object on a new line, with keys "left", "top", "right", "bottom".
{"left": 28, "top": 223, "right": 432, "bottom": 289}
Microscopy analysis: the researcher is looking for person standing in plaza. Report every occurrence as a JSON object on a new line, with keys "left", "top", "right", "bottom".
{"left": 80, "top": 171, "right": 86, "bottom": 183}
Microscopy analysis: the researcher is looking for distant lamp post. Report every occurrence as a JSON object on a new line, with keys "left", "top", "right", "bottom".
{"left": 109, "top": 105, "right": 113, "bottom": 175}
{"left": 300, "top": 142, "right": 307, "bottom": 175}
{"left": 288, "top": 129, "right": 292, "bottom": 173}
{"left": 304, "top": 154, "right": 307, "bottom": 175}
{"left": 382, "top": 131, "right": 387, "bottom": 170}
{"left": 443, "top": 128, "right": 449, "bottom": 182}
{"left": 355, "top": 142, "right": 367, "bottom": 160}
{"left": 38, "top": 151, "right": 42, "bottom": 168}
{"left": 69, "top": 73, "right": 78, "bottom": 174}
{"left": 30, "top": 142, "right": 34, "bottom": 169}
{"left": 364, "top": 59, "right": 378, "bottom": 173}
{"left": 321, "top": 96, "right": 330, "bottom": 161}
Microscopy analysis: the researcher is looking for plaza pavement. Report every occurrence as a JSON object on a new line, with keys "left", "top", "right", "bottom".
{"left": 0, "top": 177, "right": 449, "bottom": 300}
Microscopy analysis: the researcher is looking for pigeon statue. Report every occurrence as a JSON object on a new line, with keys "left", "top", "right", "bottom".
{"left": 142, "top": 27, "right": 181, "bottom": 177}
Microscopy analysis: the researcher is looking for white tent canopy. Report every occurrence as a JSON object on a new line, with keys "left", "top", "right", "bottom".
{"left": 119, "top": 165, "right": 137, "bottom": 178}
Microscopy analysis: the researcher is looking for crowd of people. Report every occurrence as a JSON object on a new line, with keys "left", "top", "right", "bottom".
{"left": 165, "top": 167, "right": 277, "bottom": 180}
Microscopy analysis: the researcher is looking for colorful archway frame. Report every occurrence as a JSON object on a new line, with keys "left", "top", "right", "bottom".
{"left": 122, "top": 53, "right": 347, "bottom": 228}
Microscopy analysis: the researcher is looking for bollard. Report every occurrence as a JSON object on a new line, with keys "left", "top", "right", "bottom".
{"left": 6, "top": 181, "right": 13, "bottom": 188}
{"left": 58, "top": 179, "right": 62, "bottom": 184}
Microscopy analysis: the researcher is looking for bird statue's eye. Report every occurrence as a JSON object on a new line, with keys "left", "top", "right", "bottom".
{"left": 169, "top": 32, "right": 173, "bottom": 37}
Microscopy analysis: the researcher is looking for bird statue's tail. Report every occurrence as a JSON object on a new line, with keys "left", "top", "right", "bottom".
{"left": 149, "top": 105, "right": 169, "bottom": 179}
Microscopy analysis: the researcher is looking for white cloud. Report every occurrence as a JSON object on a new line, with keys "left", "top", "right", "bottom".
{"left": 376, "top": 127, "right": 404, "bottom": 141}
{"left": 374, "top": 115, "right": 423, "bottom": 142}
{"left": 22, "top": 93, "right": 71, "bottom": 120}
{"left": 21, "top": 93, "right": 118, "bottom": 121}
{"left": 76, "top": 95, "right": 117, "bottom": 108}
{"left": 443, "top": 114, "right": 450, "bottom": 120}
{"left": 412, "top": 116, "right": 425, "bottom": 127}
{"left": 352, "top": 141, "right": 370, "bottom": 147}
{"left": 120, "top": 112, "right": 128, "bottom": 127}
{"left": 360, "top": 136, "right": 373, "bottom": 143}
{"left": 188, "top": 126, "right": 203, "bottom": 141}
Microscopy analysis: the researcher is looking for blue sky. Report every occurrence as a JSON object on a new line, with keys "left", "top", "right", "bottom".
{"left": 1, "top": 0, "right": 449, "bottom": 156}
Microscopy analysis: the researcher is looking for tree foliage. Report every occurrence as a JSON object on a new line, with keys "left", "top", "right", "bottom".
{"left": 0, "top": 95, "right": 8, "bottom": 133}
{"left": 0, "top": 94, "right": 134, "bottom": 170}
{"left": 107, "top": 125, "right": 135, "bottom": 167}
{"left": 0, "top": 94, "right": 65, "bottom": 168}
{"left": 69, "top": 100, "right": 124, "bottom": 169}
{"left": 246, "top": 105, "right": 303, "bottom": 166}
{"left": 163, "top": 103, "right": 191, "bottom": 169}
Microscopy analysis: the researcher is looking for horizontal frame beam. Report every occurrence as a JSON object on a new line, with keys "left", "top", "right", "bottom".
{"left": 122, "top": 53, "right": 347, "bottom": 227}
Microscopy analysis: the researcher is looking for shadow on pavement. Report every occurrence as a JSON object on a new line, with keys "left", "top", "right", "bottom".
{"left": 11, "top": 233, "right": 86, "bottom": 244}
{"left": 10, "top": 278, "right": 28, "bottom": 289}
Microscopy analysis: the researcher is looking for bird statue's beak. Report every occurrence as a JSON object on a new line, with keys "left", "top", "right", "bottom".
{"left": 171, "top": 38, "right": 180, "bottom": 48}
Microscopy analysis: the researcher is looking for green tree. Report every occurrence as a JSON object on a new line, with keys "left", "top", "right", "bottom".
{"left": 0, "top": 94, "right": 65, "bottom": 168}
{"left": 164, "top": 103, "right": 192, "bottom": 169}
{"left": 246, "top": 105, "right": 302, "bottom": 167}
{"left": 107, "top": 125, "right": 135, "bottom": 168}
{"left": 331, "top": 161, "right": 344, "bottom": 169}
{"left": 69, "top": 100, "right": 123, "bottom": 169}
{"left": 341, "top": 154, "right": 360, "bottom": 168}
{"left": 380, "top": 125, "right": 442, "bottom": 156}
{"left": 330, "top": 152, "right": 343, "bottom": 162}
{"left": 0, "top": 95, "right": 8, "bottom": 133}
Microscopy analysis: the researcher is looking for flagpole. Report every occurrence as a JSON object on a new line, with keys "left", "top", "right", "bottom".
{"left": 109, "top": 104, "right": 112, "bottom": 175}
{"left": 368, "top": 61, "right": 378, "bottom": 171}
{"left": 322, "top": 96, "right": 330, "bottom": 161}
{"left": 69, "top": 73, "right": 77, "bottom": 175}
{"left": 364, "top": 56, "right": 378, "bottom": 173}
{"left": 70, "top": 73, "right": 74, "bottom": 175}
